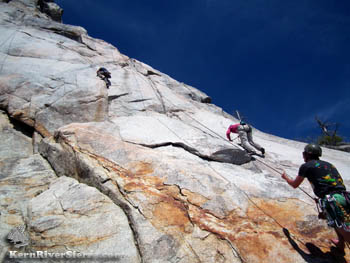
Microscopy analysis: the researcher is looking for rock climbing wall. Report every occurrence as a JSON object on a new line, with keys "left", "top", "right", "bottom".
{"left": 1, "top": 1, "right": 350, "bottom": 262}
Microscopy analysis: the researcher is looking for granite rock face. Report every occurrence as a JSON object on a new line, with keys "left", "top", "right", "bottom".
{"left": 28, "top": 176, "right": 140, "bottom": 262}
{"left": 0, "top": 110, "right": 52, "bottom": 259}
{"left": 0, "top": 111, "right": 141, "bottom": 263}
{"left": 1, "top": 1, "right": 350, "bottom": 263}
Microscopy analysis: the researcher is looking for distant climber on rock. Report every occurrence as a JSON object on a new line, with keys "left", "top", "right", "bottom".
{"left": 226, "top": 121, "right": 265, "bottom": 155}
{"left": 281, "top": 143, "right": 350, "bottom": 253}
{"left": 97, "top": 67, "right": 111, "bottom": 88}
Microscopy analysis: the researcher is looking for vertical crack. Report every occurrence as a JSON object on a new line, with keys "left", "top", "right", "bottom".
{"left": 99, "top": 181, "right": 144, "bottom": 263}
{"left": 38, "top": 138, "right": 144, "bottom": 262}
{"left": 225, "top": 239, "right": 245, "bottom": 263}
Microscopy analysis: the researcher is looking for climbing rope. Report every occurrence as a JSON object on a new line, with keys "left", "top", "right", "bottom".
{"left": 129, "top": 59, "right": 150, "bottom": 114}
{"left": 0, "top": 29, "right": 17, "bottom": 49}
{"left": 252, "top": 156, "right": 316, "bottom": 201}
{"left": 0, "top": 29, "right": 18, "bottom": 74}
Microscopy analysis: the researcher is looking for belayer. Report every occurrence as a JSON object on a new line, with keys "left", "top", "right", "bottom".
{"left": 97, "top": 67, "right": 111, "bottom": 88}
{"left": 226, "top": 121, "right": 265, "bottom": 155}
{"left": 282, "top": 143, "right": 350, "bottom": 253}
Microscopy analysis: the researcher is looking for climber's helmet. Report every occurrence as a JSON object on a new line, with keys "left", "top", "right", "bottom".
{"left": 303, "top": 143, "right": 322, "bottom": 158}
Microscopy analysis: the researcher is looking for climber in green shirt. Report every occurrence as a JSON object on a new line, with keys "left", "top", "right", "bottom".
{"left": 282, "top": 143, "right": 350, "bottom": 253}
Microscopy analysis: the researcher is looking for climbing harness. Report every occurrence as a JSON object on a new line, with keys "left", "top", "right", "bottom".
{"left": 317, "top": 192, "right": 350, "bottom": 231}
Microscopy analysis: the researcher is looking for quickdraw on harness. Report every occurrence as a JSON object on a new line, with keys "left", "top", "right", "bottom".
{"left": 316, "top": 191, "right": 350, "bottom": 231}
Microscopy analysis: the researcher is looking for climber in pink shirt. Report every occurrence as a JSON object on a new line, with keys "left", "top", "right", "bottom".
{"left": 226, "top": 121, "right": 265, "bottom": 155}
{"left": 226, "top": 124, "right": 240, "bottom": 140}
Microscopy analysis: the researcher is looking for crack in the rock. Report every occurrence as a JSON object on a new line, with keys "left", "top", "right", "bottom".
{"left": 125, "top": 140, "right": 216, "bottom": 163}
{"left": 161, "top": 183, "right": 230, "bottom": 231}
{"left": 78, "top": 95, "right": 106, "bottom": 105}
{"left": 40, "top": 27, "right": 82, "bottom": 43}
{"left": 42, "top": 134, "right": 249, "bottom": 263}
{"left": 33, "top": 86, "right": 78, "bottom": 115}
{"left": 157, "top": 183, "right": 197, "bottom": 228}
{"left": 180, "top": 233, "right": 202, "bottom": 263}
{"left": 45, "top": 138, "right": 145, "bottom": 263}
{"left": 129, "top": 60, "right": 166, "bottom": 113}
{"left": 128, "top": 98, "right": 152, "bottom": 103}
{"left": 108, "top": 93, "right": 129, "bottom": 102}
{"left": 7, "top": 114, "right": 34, "bottom": 138}
{"left": 101, "top": 178, "right": 111, "bottom": 184}
{"left": 18, "top": 29, "right": 55, "bottom": 44}
{"left": 96, "top": 181, "right": 144, "bottom": 263}
{"left": 82, "top": 41, "right": 96, "bottom": 52}
{"left": 145, "top": 70, "right": 161, "bottom": 77}
{"left": 146, "top": 77, "right": 166, "bottom": 114}
{"left": 225, "top": 239, "right": 246, "bottom": 263}
{"left": 1, "top": 50, "right": 85, "bottom": 64}
{"left": 160, "top": 183, "right": 246, "bottom": 262}
{"left": 170, "top": 183, "right": 186, "bottom": 198}
{"left": 161, "top": 186, "right": 233, "bottom": 256}
{"left": 52, "top": 192, "right": 67, "bottom": 218}
{"left": 57, "top": 45, "right": 94, "bottom": 62}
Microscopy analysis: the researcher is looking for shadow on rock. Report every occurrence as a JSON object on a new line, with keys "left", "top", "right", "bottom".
{"left": 283, "top": 228, "right": 346, "bottom": 263}
{"left": 210, "top": 148, "right": 251, "bottom": 165}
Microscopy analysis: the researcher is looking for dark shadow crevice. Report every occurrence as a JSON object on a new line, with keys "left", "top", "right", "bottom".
{"left": 135, "top": 141, "right": 251, "bottom": 165}
{"left": 8, "top": 115, "right": 34, "bottom": 138}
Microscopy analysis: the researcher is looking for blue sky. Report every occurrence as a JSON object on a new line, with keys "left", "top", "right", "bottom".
{"left": 56, "top": 0, "right": 350, "bottom": 142}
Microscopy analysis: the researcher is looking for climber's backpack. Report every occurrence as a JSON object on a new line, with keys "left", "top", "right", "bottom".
{"left": 242, "top": 124, "right": 252, "bottom": 133}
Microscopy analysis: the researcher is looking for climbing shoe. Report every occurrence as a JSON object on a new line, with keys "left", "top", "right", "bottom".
{"left": 261, "top": 148, "right": 265, "bottom": 155}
